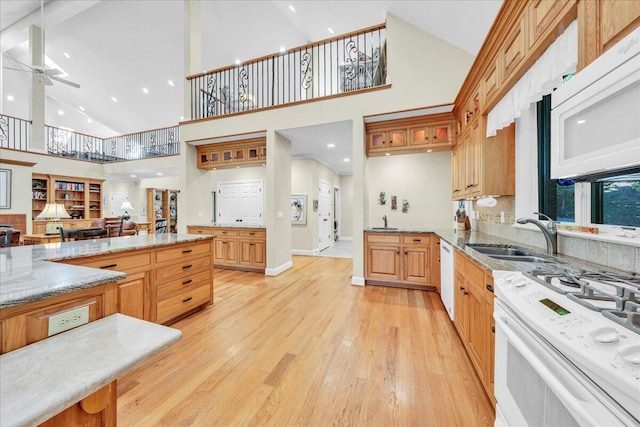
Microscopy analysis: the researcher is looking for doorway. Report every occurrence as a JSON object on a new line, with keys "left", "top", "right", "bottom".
{"left": 333, "top": 185, "right": 340, "bottom": 241}
{"left": 318, "top": 179, "right": 331, "bottom": 251}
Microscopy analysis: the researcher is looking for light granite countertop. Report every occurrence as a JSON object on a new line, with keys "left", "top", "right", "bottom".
{"left": 188, "top": 223, "right": 266, "bottom": 229}
{"left": 0, "top": 233, "right": 214, "bottom": 309}
{"left": 0, "top": 313, "right": 182, "bottom": 427}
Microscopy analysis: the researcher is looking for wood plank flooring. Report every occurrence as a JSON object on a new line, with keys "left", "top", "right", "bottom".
{"left": 117, "top": 256, "right": 494, "bottom": 426}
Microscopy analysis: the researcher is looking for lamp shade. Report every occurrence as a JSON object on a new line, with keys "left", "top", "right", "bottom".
{"left": 36, "top": 203, "right": 71, "bottom": 220}
{"left": 120, "top": 201, "right": 134, "bottom": 211}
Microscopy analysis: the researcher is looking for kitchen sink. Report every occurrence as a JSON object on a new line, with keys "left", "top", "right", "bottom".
{"left": 488, "top": 255, "right": 556, "bottom": 264}
{"left": 467, "top": 243, "right": 564, "bottom": 264}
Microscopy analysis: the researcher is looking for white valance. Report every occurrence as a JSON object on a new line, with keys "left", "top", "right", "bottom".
{"left": 487, "top": 20, "right": 578, "bottom": 137}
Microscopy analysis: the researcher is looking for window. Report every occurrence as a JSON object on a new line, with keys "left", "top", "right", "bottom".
{"left": 537, "top": 95, "right": 640, "bottom": 228}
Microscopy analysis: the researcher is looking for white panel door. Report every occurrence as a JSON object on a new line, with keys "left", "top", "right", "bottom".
{"left": 318, "top": 180, "right": 332, "bottom": 251}
{"left": 217, "top": 183, "right": 240, "bottom": 224}
{"left": 239, "top": 181, "right": 263, "bottom": 225}
{"left": 110, "top": 192, "right": 129, "bottom": 216}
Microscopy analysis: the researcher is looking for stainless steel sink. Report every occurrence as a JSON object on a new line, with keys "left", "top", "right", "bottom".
{"left": 488, "top": 255, "right": 556, "bottom": 264}
{"left": 467, "top": 243, "right": 563, "bottom": 264}
{"left": 371, "top": 227, "right": 398, "bottom": 230}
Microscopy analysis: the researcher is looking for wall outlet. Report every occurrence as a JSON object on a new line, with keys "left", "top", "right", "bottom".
{"left": 48, "top": 306, "right": 89, "bottom": 336}
{"left": 197, "top": 210, "right": 202, "bottom": 217}
{"left": 500, "top": 211, "right": 505, "bottom": 223}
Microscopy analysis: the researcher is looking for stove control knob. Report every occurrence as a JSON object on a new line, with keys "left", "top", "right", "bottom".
{"left": 512, "top": 279, "right": 527, "bottom": 288}
{"left": 617, "top": 345, "right": 640, "bottom": 365}
{"left": 589, "top": 327, "right": 619, "bottom": 344}
{"left": 503, "top": 273, "right": 519, "bottom": 283}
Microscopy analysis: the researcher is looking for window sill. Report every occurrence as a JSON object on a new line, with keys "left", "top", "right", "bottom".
{"left": 513, "top": 223, "right": 640, "bottom": 247}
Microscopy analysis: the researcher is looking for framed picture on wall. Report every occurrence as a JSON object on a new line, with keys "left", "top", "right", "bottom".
{"left": 291, "top": 195, "right": 307, "bottom": 225}
{"left": 0, "top": 169, "right": 11, "bottom": 209}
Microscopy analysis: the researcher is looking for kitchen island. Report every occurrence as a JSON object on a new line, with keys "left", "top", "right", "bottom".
{"left": 0, "top": 234, "right": 212, "bottom": 426}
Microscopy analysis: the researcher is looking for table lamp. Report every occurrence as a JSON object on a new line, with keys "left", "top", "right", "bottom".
{"left": 120, "top": 201, "right": 134, "bottom": 220}
{"left": 36, "top": 203, "right": 71, "bottom": 235}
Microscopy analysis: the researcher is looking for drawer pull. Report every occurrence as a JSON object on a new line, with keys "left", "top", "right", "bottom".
{"left": 486, "top": 284, "right": 494, "bottom": 293}
{"left": 492, "top": 326, "right": 495, "bottom": 333}
{"left": 182, "top": 249, "right": 193, "bottom": 254}
{"left": 413, "top": 239, "right": 421, "bottom": 242}
{"left": 249, "top": 232, "right": 255, "bottom": 236}
{"left": 250, "top": 243, "right": 255, "bottom": 246}
{"left": 182, "top": 264, "right": 193, "bottom": 269}
{"left": 197, "top": 230, "right": 203, "bottom": 234}
{"left": 100, "top": 263, "right": 117, "bottom": 269}
{"left": 182, "top": 279, "right": 193, "bottom": 285}
{"left": 182, "top": 297, "right": 193, "bottom": 303}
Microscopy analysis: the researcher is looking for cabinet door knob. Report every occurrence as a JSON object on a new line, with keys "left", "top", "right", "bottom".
{"left": 463, "top": 291, "right": 469, "bottom": 296}
{"left": 459, "top": 286, "right": 465, "bottom": 291}
{"left": 486, "top": 284, "right": 494, "bottom": 293}
{"left": 492, "top": 326, "right": 495, "bottom": 333}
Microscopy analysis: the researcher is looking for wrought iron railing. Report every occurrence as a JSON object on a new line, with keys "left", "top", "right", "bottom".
{"left": 0, "top": 114, "right": 31, "bottom": 151}
{"left": 45, "top": 125, "right": 180, "bottom": 162}
{"left": 0, "top": 113, "right": 179, "bottom": 163}
{"left": 188, "top": 24, "right": 387, "bottom": 120}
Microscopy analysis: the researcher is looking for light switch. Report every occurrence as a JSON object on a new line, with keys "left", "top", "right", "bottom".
{"left": 277, "top": 211, "right": 284, "bottom": 219}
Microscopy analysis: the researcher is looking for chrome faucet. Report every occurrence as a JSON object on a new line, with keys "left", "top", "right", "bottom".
{"left": 383, "top": 215, "right": 388, "bottom": 228}
{"left": 516, "top": 212, "right": 558, "bottom": 255}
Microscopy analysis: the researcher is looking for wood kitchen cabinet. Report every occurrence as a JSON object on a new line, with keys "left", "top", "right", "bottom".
{"left": 451, "top": 118, "right": 515, "bottom": 200}
{"left": 453, "top": 248, "right": 497, "bottom": 406}
{"left": 365, "top": 113, "right": 456, "bottom": 156}
{"left": 238, "top": 229, "right": 267, "bottom": 270}
{"left": 365, "top": 232, "right": 434, "bottom": 289}
{"left": 196, "top": 137, "right": 266, "bottom": 170}
{"left": 188, "top": 226, "right": 266, "bottom": 273}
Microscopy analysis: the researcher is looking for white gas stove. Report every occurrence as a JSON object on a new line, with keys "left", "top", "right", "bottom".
{"left": 493, "top": 267, "right": 640, "bottom": 426}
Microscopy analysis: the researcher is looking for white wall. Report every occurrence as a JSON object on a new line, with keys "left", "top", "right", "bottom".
{"left": 340, "top": 175, "right": 354, "bottom": 239}
{"left": 367, "top": 152, "right": 452, "bottom": 230}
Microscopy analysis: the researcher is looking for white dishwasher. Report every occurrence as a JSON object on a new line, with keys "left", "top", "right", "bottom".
{"left": 439, "top": 239, "right": 454, "bottom": 320}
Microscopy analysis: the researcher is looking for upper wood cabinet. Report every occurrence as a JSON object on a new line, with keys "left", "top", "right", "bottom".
{"left": 501, "top": 16, "right": 528, "bottom": 82}
{"left": 366, "top": 113, "right": 456, "bottom": 156}
{"left": 196, "top": 137, "right": 266, "bottom": 170}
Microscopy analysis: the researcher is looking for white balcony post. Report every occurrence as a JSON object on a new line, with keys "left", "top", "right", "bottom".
{"left": 29, "top": 25, "right": 45, "bottom": 152}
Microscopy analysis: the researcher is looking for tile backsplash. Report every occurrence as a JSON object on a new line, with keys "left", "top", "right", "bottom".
{"left": 469, "top": 196, "right": 640, "bottom": 273}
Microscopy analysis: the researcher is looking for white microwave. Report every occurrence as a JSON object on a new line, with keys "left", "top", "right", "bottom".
{"left": 551, "top": 27, "right": 640, "bottom": 181}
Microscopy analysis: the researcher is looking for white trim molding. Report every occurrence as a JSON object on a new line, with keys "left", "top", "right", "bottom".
{"left": 265, "top": 261, "right": 293, "bottom": 276}
{"left": 291, "top": 249, "right": 319, "bottom": 256}
{"left": 351, "top": 276, "right": 365, "bottom": 286}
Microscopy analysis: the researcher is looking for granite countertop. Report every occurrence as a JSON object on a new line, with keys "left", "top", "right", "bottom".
{"left": 0, "top": 314, "right": 182, "bottom": 427}
{"left": 365, "top": 228, "right": 437, "bottom": 234}
{"left": 189, "top": 223, "right": 266, "bottom": 229}
{"left": 0, "top": 234, "right": 214, "bottom": 309}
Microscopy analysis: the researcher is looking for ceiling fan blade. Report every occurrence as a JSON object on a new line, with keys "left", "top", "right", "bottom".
{"left": 41, "top": 74, "right": 54, "bottom": 86}
{"left": 43, "top": 68, "right": 64, "bottom": 76}
{"left": 3, "top": 66, "right": 35, "bottom": 73}
{"left": 11, "top": 58, "right": 35, "bottom": 70}
{"left": 50, "top": 75, "right": 81, "bottom": 88}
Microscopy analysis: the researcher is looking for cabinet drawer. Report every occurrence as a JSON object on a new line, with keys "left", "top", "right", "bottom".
{"left": 157, "top": 269, "right": 212, "bottom": 300}
{"left": 156, "top": 255, "right": 211, "bottom": 285}
{"left": 238, "top": 229, "right": 265, "bottom": 238}
{"left": 187, "top": 227, "right": 214, "bottom": 235}
{"left": 366, "top": 234, "right": 400, "bottom": 244}
{"left": 464, "top": 258, "right": 485, "bottom": 291}
{"left": 156, "top": 241, "right": 211, "bottom": 263}
{"left": 402, "top": 235, "right": 430, "bottom": 245}
{"left": 70, "top": 251, "right": 151, "bottom": 274}
{"left": 215, "top": 229, "right": 239, "bottom": 237}
{"left": 156, "top": 283, "right": 212, "bottom": 324}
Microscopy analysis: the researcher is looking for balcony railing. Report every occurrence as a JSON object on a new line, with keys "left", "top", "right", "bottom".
{"left": 188, "top": 24, "right": 387, "bottom": 120}
{"left": 0, "top": 114, "right": 31, "bottom": 151}
{"left": 0, "top": 114, "right": 179, "bottom": 163}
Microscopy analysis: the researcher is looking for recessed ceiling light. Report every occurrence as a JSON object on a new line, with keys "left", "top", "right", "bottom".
{"left": 157, "top": 172, "right": 163, "bottom": 176}
{"left": 327, "top": 27, "right": 335, "bottom": 35}
{"left": 142, "top": 87, "right": 149, "bottom": 94}
{"left": 130, "top": 174, "right": 137, "bottom": 178}
{"left": 79, "top": 106, "right": 85, "bottom": 111}
{"left": 6, "top": 95, "right": 14, "bottom": 101}
{"left": 235, "top": 59, "right": 241, "bottom": 65}
{"left": 343, "top": 158, "right": 350, "bottom": 162}
{"left": 327, "top": 143, "right": 335, "bottom": 148}
{"left": 288, "top": 4, "right": 296, "bottom": 12}
{"left": 111, "top": 96, "right": 118, "bottom": 102}
{"left": 58, "top": 110, "right": 64, "bottom": 115}
{"left": 279, "top": 46, "right": 286, "bottom": 53}
{"left": 168, "top": 80, "right": 174, "bottom": 87}
{"left": 87, "top": 118, "right": 93, "bottom": 123}
{"left": 577, "top": 119, "right": 586, "bottom": 124}
{"left": 427, "top": 149, "right": 433, "bottom": 153}
{"left": 179, "top": 116, "right": 184, "bottom": 121}
{"left": 63, "top": 52, "right": 70, "bottom": 58}
{"left": 385, "top": 152, "right": 390, "bottom": 156}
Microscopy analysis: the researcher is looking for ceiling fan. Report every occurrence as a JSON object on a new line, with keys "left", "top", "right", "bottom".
{"left": 4, "top": 59, "right": 81, "bottom": 88}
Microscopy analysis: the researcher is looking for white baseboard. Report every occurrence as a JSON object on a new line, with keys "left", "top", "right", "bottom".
{"left": 338, "top": 236, "right": 353, "bottom": 241}
{"left": 291, "top": 248, "right": 319, "bottom": 256}
{"left": 265, "top": 261, "right": 293, "bottom": 276}
{"left": 351, "top": 276, "right": 365, "bottom": 286}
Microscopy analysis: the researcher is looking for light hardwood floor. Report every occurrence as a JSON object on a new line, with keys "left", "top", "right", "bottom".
{"left": 118, "top": 256, "right": 494, "bottom": 426}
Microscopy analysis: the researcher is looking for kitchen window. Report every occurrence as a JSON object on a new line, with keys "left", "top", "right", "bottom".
{"left": 538, "top": 95, "right": 640, "bottom": 228}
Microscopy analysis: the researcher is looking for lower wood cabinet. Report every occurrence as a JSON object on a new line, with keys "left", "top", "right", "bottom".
{"left": 0, "top": 283, "right": 119, "bottom": 426}
{"left": 364, "top": 232, "right": 435, "bottom": 289}
{"left": 453, "top": 248, "right": 496, "bottom": 406}
{"left": 188, "top": 226, "right": 266, "bottom": 273}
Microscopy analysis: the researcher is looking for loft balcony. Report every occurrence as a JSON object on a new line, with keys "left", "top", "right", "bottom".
{"left": 0, "top": 114, "right": 179, "bottom": 163}
{"left": 186, "top": 24, "right": 387, "bottom": 121}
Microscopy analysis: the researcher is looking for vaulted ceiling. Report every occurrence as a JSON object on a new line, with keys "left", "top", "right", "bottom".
{"left": 1, "top": 0, "right": 501, "bottom": 175}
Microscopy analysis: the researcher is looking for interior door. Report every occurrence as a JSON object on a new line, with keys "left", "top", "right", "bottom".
{"left": 217, "top": 183, "right": 239, "bottom": 224}
{"left": 318, "top": 180, "right": 331, "bottom": 251}
{"left": 239, "top": 181, "right": 263, "bottom": 225}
